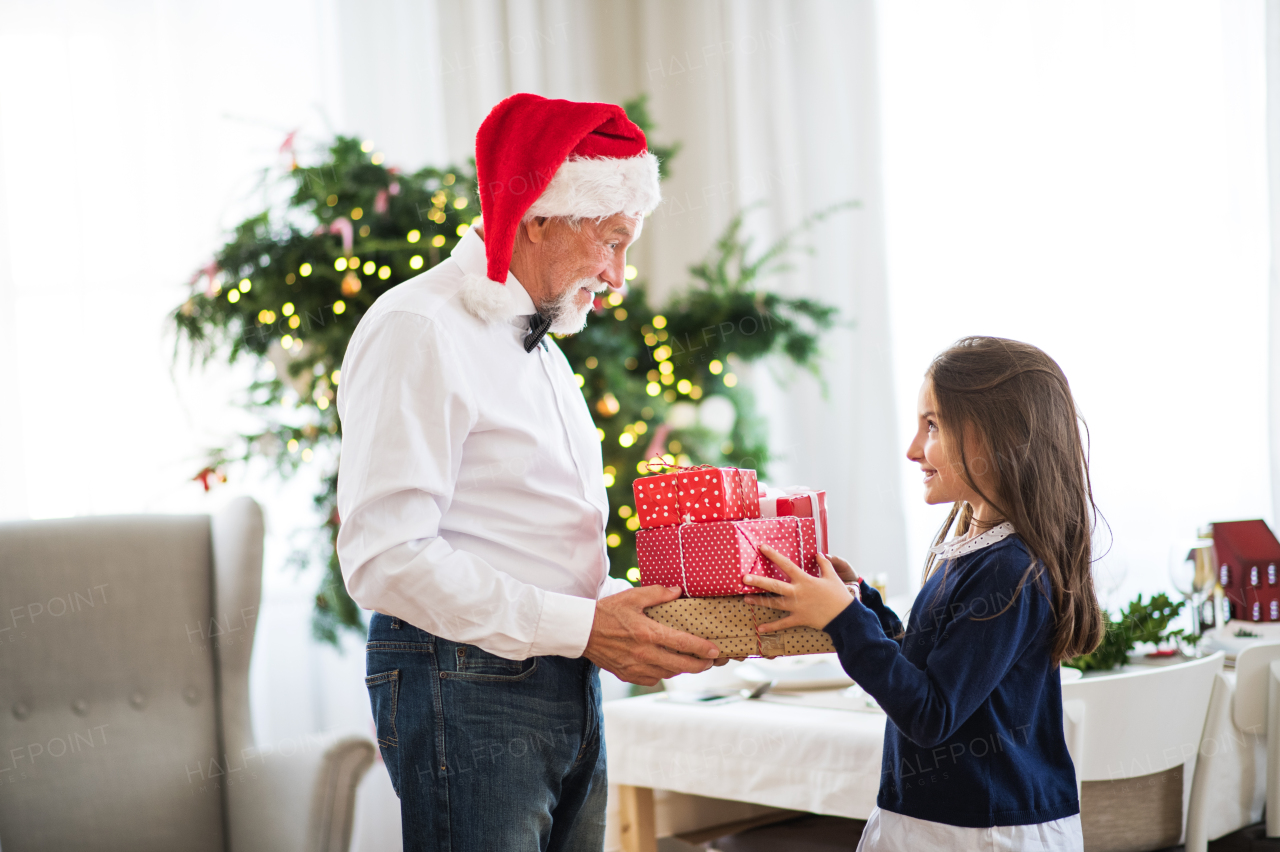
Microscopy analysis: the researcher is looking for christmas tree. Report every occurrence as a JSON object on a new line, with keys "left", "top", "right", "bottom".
{"left": 174, "top": 97, "right": 847, "bottom": 644}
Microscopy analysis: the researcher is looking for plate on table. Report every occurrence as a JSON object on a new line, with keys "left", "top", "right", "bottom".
{"left": 1201, "top": 620, "right": 1280, "bottom": 661}
{"left": 734, "top": 653, "right": 854, "bottom": 690}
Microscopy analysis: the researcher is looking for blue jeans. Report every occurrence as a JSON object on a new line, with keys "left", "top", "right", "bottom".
{"left": 365, "top": 612, "right": 607, "bottom": 852}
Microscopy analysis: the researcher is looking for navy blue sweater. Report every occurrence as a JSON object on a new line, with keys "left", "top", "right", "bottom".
{"left": 825, "top": 534, "right": 1079, "bottom": 828}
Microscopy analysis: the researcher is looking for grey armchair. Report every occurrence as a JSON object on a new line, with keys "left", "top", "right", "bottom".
{"left": 0, "top": 497, "right": 375, "bottom": 852}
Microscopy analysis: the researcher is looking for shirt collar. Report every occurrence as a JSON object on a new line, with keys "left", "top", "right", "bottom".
{"left": 450, "top": 224, "right": 538, "bottom": 318}
{"left": 929, "top": 521, "right": 1016, "bottom": 559}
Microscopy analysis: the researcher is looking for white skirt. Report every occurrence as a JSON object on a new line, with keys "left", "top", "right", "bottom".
{"left": 856, "top": 806, "right": 1084, "bottom": 852}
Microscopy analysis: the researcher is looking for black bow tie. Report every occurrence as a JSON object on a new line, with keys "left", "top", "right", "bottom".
{"left": 524, "top": 313, "right": 551, "bottom": 353}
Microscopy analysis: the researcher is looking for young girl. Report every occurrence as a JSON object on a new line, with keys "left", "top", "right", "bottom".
{"left": 744, "top": 336, "right": 1104, "bottom": 851}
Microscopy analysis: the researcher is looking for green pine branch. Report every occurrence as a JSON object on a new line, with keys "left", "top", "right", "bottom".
{"left": 1066, "top": 592, "right": 1187, "bottom": 672}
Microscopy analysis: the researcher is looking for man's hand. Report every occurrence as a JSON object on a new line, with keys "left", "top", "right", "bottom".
{"left": 584, "top": 585, "right": 721, "bottom": 686}
{"left": 827, "top": 554, "right": 859, "bottom": 584}
{"left": 826, "top": 554, "right": 862, "bottom": 602}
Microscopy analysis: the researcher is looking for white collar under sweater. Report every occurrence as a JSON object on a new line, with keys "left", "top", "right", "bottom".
{"left": 928, "top": 521, "right": 1016, "bottom": 560}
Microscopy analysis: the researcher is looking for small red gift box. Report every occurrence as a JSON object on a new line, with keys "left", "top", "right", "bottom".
{"left": 636, "top": 516, "right": 819, "bottom": 597}
{"left": 632, "top": 467, "right": 761, "bottom": 529}
{"left": 760, "top": 487, "right": 829, "bottom": 553}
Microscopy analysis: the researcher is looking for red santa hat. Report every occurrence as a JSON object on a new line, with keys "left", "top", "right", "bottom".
{"left": 460, "top": 93, "right": 661, "bottom": 320}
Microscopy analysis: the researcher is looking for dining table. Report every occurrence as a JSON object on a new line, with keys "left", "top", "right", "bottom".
{"left": 602, "top": 656, "right": 889, "bottom": 852}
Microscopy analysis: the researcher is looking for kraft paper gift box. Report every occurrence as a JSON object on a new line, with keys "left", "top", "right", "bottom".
{"left": 759, "top": 486, "right": 829, "bottom": 552}
{"left": 636, "top": 516, "right": 820, "bottom": 597}
{"left": 632, "top": 466, "right": 761, "bottom": 529}
{"left": 644, "top": 594, "right": 835, "bottom": 658}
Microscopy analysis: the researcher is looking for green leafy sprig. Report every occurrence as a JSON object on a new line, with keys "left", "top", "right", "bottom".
{"left": 1067, "top": 592, "right": 1190, "bottom": 672}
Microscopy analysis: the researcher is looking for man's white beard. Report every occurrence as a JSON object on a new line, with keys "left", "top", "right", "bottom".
{"left": 540, "top": 278, "right": 605, "bottom": 335}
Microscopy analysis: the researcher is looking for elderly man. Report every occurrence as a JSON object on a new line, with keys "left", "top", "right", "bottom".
{"left": 336, "top": 94, "right": 722, "bottom": 851}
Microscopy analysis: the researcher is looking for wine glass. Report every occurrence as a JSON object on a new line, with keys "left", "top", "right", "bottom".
{"left": 1168, "top": 539, "right": 1215, "bottom": 655}
{"left": 1093, "top": 555, "right": 1128, "bottom": 613}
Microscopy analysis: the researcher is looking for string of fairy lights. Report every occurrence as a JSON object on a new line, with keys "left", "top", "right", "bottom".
{"left": 556, "top": 287, "right": 750, "bottom": 581}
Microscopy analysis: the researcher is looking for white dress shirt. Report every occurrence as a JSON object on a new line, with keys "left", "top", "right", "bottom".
{"left": 335, "top": 227, "right": 631, "bottom": 660}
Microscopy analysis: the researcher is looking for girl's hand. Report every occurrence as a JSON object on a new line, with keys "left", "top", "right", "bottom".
{"left": 742, "top": 546, "right": 855, "bottom": 632}
{"left": 827, "top": 554, "right": 859, "bottom": 584}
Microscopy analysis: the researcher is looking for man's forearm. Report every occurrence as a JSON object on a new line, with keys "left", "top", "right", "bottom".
{"left": 343, "top": 537, "right": 598, "bottom": 660}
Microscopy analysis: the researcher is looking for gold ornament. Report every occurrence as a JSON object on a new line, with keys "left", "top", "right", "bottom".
{"left": 595, "top": 392, "right": 620, "bottom": 417}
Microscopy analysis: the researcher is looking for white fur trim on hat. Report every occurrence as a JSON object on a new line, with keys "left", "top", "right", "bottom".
{"left": 525, "top": 152, "right": 661, "bottom": 221}
{"left": 458, "top": 272, "right": 519, "bottom": 322}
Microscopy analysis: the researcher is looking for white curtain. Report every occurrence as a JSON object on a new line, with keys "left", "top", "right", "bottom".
{"left": 0, "top": 0, "right": 337, "bottom": 521}
{"left": 0, "top": 99, "right": 22, "bottom": 520}
{"left": 880, "top": 0, "right": 1271, "bottom": 604}
{"left": 1270, "top": 0, "right": 1280, "bottom": 528}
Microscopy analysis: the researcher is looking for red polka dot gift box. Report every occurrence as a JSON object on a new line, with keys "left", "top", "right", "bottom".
{"left": 631, "top": 467, "right": 761, "bottom": 529}
{"left": 636, "top": 516, "right": 820, "bottom": 598}
{"left": 759, "top": 487, "right": 829, "bottom": 553}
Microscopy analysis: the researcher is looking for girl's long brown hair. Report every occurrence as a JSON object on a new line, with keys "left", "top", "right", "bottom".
{"left": 922, "top": 337, "right": 1104, "bottom": 664}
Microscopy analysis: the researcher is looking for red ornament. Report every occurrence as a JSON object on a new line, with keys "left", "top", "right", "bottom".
{"left": 328, "top": 217, "right": 354, "bottom": 255}
{"left": 279, "top": 129, "right": 298, "bottom": 170}
{"left": 189, "top": 259, "right": 220, "bottom": 297}
{"left": 193, "top": 466, "right": 227, "bottom": 492}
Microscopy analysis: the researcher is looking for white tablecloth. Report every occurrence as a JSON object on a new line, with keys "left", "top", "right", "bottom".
{"left": 1185, "top": 666, "right": 1267, "bottom": 841}
{"left": 602, "top": 691, "right": 886, "bottom": 819}
{"left": 1190, "top": 623, "right": 1276, "bottom": 840}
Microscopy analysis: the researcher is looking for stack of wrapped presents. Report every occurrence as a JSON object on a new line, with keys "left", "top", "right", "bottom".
{"left": 633, "top": 464, "right": 837, "bottom": 658}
